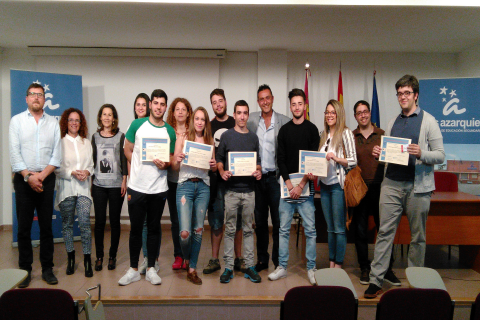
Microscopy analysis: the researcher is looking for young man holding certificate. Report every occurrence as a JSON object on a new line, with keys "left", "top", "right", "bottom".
{"left": 120, "top": 89, "right": 176, "bottom": 286}
{"left": 364, "top": 75, "right": 445, "bottom": 299}
{"left": 269, "top": 88, "right": 320, "bottom": 285}
{"left": 216, "top": 100, "right": 263, "bottom": 283}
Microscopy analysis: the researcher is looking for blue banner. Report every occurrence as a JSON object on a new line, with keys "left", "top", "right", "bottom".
{"left": 10, "top": 70, "right": 83, "bottom": 244}
{"left": 420, "top": 77, "right": 480, "bottom": 196}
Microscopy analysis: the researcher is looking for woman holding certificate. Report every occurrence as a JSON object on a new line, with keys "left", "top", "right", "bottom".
{"left": 172, "top": 107, "right": 217, "bottom": 285}
{"left": 55, "top": 108, "right": 94, "bottom": 277}
{"left": 318, "top": 99, "right": 357, "bottom": 268}
{"left": 165, "top": 98, "right": 193, "bottom": 270}
{"left": 91, "top": 104, "right": 128, "bottom": 272}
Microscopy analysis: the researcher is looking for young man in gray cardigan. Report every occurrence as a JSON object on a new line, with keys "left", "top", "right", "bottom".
{"left": 365, "top": 75, "right": 445, "bottom": 299}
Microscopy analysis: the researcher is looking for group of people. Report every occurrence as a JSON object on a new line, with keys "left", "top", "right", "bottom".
{"left": 9, "top": 74, "right": 444, "bottom": 299}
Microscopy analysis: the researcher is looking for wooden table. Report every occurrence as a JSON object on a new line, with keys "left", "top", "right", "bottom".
{"left": 309, "top": 191, "right": 480, "bottom": 273}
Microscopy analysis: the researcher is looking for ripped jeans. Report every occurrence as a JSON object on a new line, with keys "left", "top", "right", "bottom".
{"left": 176, "top": 179, "right": 210, "bottom": 269}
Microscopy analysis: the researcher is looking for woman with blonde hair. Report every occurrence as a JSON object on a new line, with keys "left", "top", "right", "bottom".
{"left": 318, "top": 99, "right": 357, "bottom": 268}
{"left": 172, "top": 106, "right": 216, "bottom": 284}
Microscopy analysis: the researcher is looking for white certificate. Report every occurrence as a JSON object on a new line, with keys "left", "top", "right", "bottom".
{"left": 280, "top": 173, "right": 311, "bottom": 199}
{"left": 141, "top": 137, "right": 170, "bottom": 162}
{"left": 182, "top": 140, "right": 213, "bottom": 170}
{"left": 299, "top": 150, "right": 328, "bottom": 177}
{"left": 379, "top": 136, "right": 411, "bottom": 166}
{"left": 228, "top": 152, "right": 257, "bottom": 176}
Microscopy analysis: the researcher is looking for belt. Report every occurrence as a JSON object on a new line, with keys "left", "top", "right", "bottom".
{"left": 188, "top": 178, "right": 202, "bottom": 182}
{"left": 264, "top": 171, "right": 276, "bottom": 177}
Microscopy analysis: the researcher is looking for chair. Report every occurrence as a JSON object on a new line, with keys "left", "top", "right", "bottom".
{"left": 82, "top": 284, "right": 105, "bottom": 320}
{"left": 470, "top": 292, "right": 480, "bottom": 320}
{"left": 314, "top": 268, "right": 358, "bottom": 299}
{"left": 434, "top": 171, "right": 458, "bottom": 259}
{"left": 406, "top": 267, "right": 447, "bottom": 291}
{"left": 281, "top": 286, "right": 357, "bottom": 320}
{"left": 0, "top": 288, "right": 78, "bottom": 320}
{"left": 375, "top": 288, "right": 454, "bottom": 320}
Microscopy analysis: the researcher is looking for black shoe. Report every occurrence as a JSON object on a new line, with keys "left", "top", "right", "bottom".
{"left": 17, "top": 271, "right": 31, "bottom": 288}
{"left": 244, "top": 266, "right": 262, "bottom": 283}
{"left": 84, "top": 254, "right": 93, "bottom": 278}
{"left": 203, "top": 258, "right": 221, "bottom": 274}
{"left": 94, "top": 258, "right": 103, "bottom": 271}
{"left": 234, "top": 257, "right": 247, "bottom": 273}
{"left": 108, "top": 257, "right": 116, "bottom": 270}
{"left": 254, "top": 261, "right": 269, "bottom": 272}
{"left": 359, "top": 268, "right": 370, "bottom": 285}
{"left": 220, "top": 268, "right": 234, "bottom": 283}
{"left": 42, "top": 269, "right": 58, "bottom": 285}
{"left": 384, "top": 269, "right": 401, "bottom": 286}
{"left": 66, "top": 250, "right": 75, "bottom": 275}
{"left": 364, "top": 283, "right": 383, "bottom": 299}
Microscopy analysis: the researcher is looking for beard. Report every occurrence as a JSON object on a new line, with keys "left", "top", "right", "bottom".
{"left": 293, "top": 112, "right": 303, "bottom": 120}
{"left": 214, "top": 108, "right": 226, "bottom": 118}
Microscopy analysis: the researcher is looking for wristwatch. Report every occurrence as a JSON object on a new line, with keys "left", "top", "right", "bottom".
{"left": 24, "top": 173, "right": 32, "bottom": 182}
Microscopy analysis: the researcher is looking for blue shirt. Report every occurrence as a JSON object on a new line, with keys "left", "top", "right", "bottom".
{"left": 9, "top": 109, "right": 62, "bottom": 173}
{"left": 256, "top": 112, "right": 276, "bottom": 174}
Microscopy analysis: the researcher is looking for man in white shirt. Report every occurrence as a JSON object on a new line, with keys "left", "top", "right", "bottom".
{"left": 9, "top": 83, "right": 62, "bottom": 287}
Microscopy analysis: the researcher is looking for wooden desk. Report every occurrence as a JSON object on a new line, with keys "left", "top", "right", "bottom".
{"left": 310, "top": 191, "right": 480, "bottom": 273}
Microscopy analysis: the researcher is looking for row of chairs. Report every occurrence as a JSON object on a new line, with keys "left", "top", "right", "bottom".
{"left": 281, "top": 267, "right": 480, "bottom": 320}
{"left": 0, "top": 284, "right": 105, "bottom": 320}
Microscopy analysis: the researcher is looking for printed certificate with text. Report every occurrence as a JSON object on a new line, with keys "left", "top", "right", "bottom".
{"left": 228, "top": 152, "right": 257, "bottom": 176}
{"left": 182, "top": 140, "right": 213, "bottom": 170}
{"left": 379, "top": 136, "right": 411, "bottom": 166}
{"left": 141, "top": 137, "right": 170, "bottom": 162}
{"left": 280, "top": 173, "right": 310, "bottom": 199}
{"left": 299, "top": 150, "right": 328, "bottom": 177}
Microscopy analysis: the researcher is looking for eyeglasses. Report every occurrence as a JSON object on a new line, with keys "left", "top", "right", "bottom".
{"left": 27, "top": 92, "right": 44, "bottom": 98}
{"left": 355, "top": 110, "right": 370, "bottom": 117}
{"left": 324, "top": 111, "right": 336, "bottom": 116}
{"left": 396, "top": 91, "right": 414, "bottom": 98}
{"left": 68, "top": 119, "right": 81, "bottom": 123}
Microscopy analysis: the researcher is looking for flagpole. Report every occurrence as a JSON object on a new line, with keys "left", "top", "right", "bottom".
{"left": 304, "top": 62, "right": 311, "bottom": 120}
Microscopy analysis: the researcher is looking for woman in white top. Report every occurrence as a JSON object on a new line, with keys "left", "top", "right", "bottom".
{"left": 172, "top": 107, "right": 217, "bottom": 285}
{"left": 318, "top": 99, "right": 357, "bottom": 268}
{"left": 55, "top": 108, "right": 94, "bottom": 277}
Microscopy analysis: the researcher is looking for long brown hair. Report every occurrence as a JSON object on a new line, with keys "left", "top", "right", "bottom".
{"left": 187, "top": 107, "right": 213, "bottom": 145}
{"left": 166, "top": 98, "right": 193, "bottom": 131}
{"left": 97, "top": 104, "right": 119, "bottom": 134}
{"left": 59, "top": 108, "right": 88, "bottom": 139}
{"left": 319, "top": 99, "right": 348, "bottom": 152}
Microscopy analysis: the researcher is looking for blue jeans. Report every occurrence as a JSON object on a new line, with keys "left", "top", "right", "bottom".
{"left": 279, "top": 196, "right": 317, "bottom": 270}
{"left": 320, "top": 182, "right": 347, "bottom": 265}
{"left": 177, "top": 180, "right": 210, "bottom": 269}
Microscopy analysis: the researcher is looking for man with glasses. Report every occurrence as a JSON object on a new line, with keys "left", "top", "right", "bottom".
{"left": 364, "top": 75, "right": 445, "bottom": 299}
{"left": 352, "top": 100, "right": 398, "bottom": 286}
{"left": 9, "top": 83, "right": 62, "bottom": 287}
{"left": 246, "top": 84, "right": 290, "bottom": 272}
{"left": 268, "top": 88, "right": 319, "bottom": 285}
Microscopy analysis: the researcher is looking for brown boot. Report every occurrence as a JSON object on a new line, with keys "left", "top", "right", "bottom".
{"left": 187, "top": 269, "right": 202, "bottom": 285}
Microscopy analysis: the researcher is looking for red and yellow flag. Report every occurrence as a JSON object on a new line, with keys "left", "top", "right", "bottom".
{"left": 304, "top": 67, "right": 311, "bottom": 120}
{"left": 338, "top": 68, "right": 343, "bottom": 104}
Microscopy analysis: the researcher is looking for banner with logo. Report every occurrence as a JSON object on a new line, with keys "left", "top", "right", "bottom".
{"left": 420, "top": 77, "right": 480, "bottom": 196}
{"left": 10, "top": 70, "right": 83, "bottom": 245}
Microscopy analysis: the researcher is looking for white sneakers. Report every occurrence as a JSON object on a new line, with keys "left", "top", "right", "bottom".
{"left": 118, "top": 267, "right": 141, "bottom": 286}
{"left": 268, "top": 266, "right": 287, "bottom": 281}
{"left": 308, "top": 268, "right": 317, "bottom": 286}
{"left": 139, "top": 257, "right": 148, "bottom": 275}
{"left": 146, "top": 267, "right": 162, "bottom": 285}
{"left": 139, "top": 257, "right": 160, "bottom": 275}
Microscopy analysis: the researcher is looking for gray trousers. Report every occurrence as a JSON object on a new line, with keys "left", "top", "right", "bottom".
{"left": 223, "top": 190, "right": 255, "bottom": 270}
{"left": 370, "top": 177, "right": 431, "bottom": 287}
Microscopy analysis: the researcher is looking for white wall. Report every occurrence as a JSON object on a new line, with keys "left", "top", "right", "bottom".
{"left": 0, "top": 48, "right": 465, "bottom": 225}
{"left": 458, "top": 43, "right": 480, "bottom": 77}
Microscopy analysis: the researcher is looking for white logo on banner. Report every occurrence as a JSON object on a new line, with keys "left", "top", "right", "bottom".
{"left": 33, "top": 80, "right": 60, "bottom": 110}
{"left": 440, "top": 86, "right": 466, "bottom": 116}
